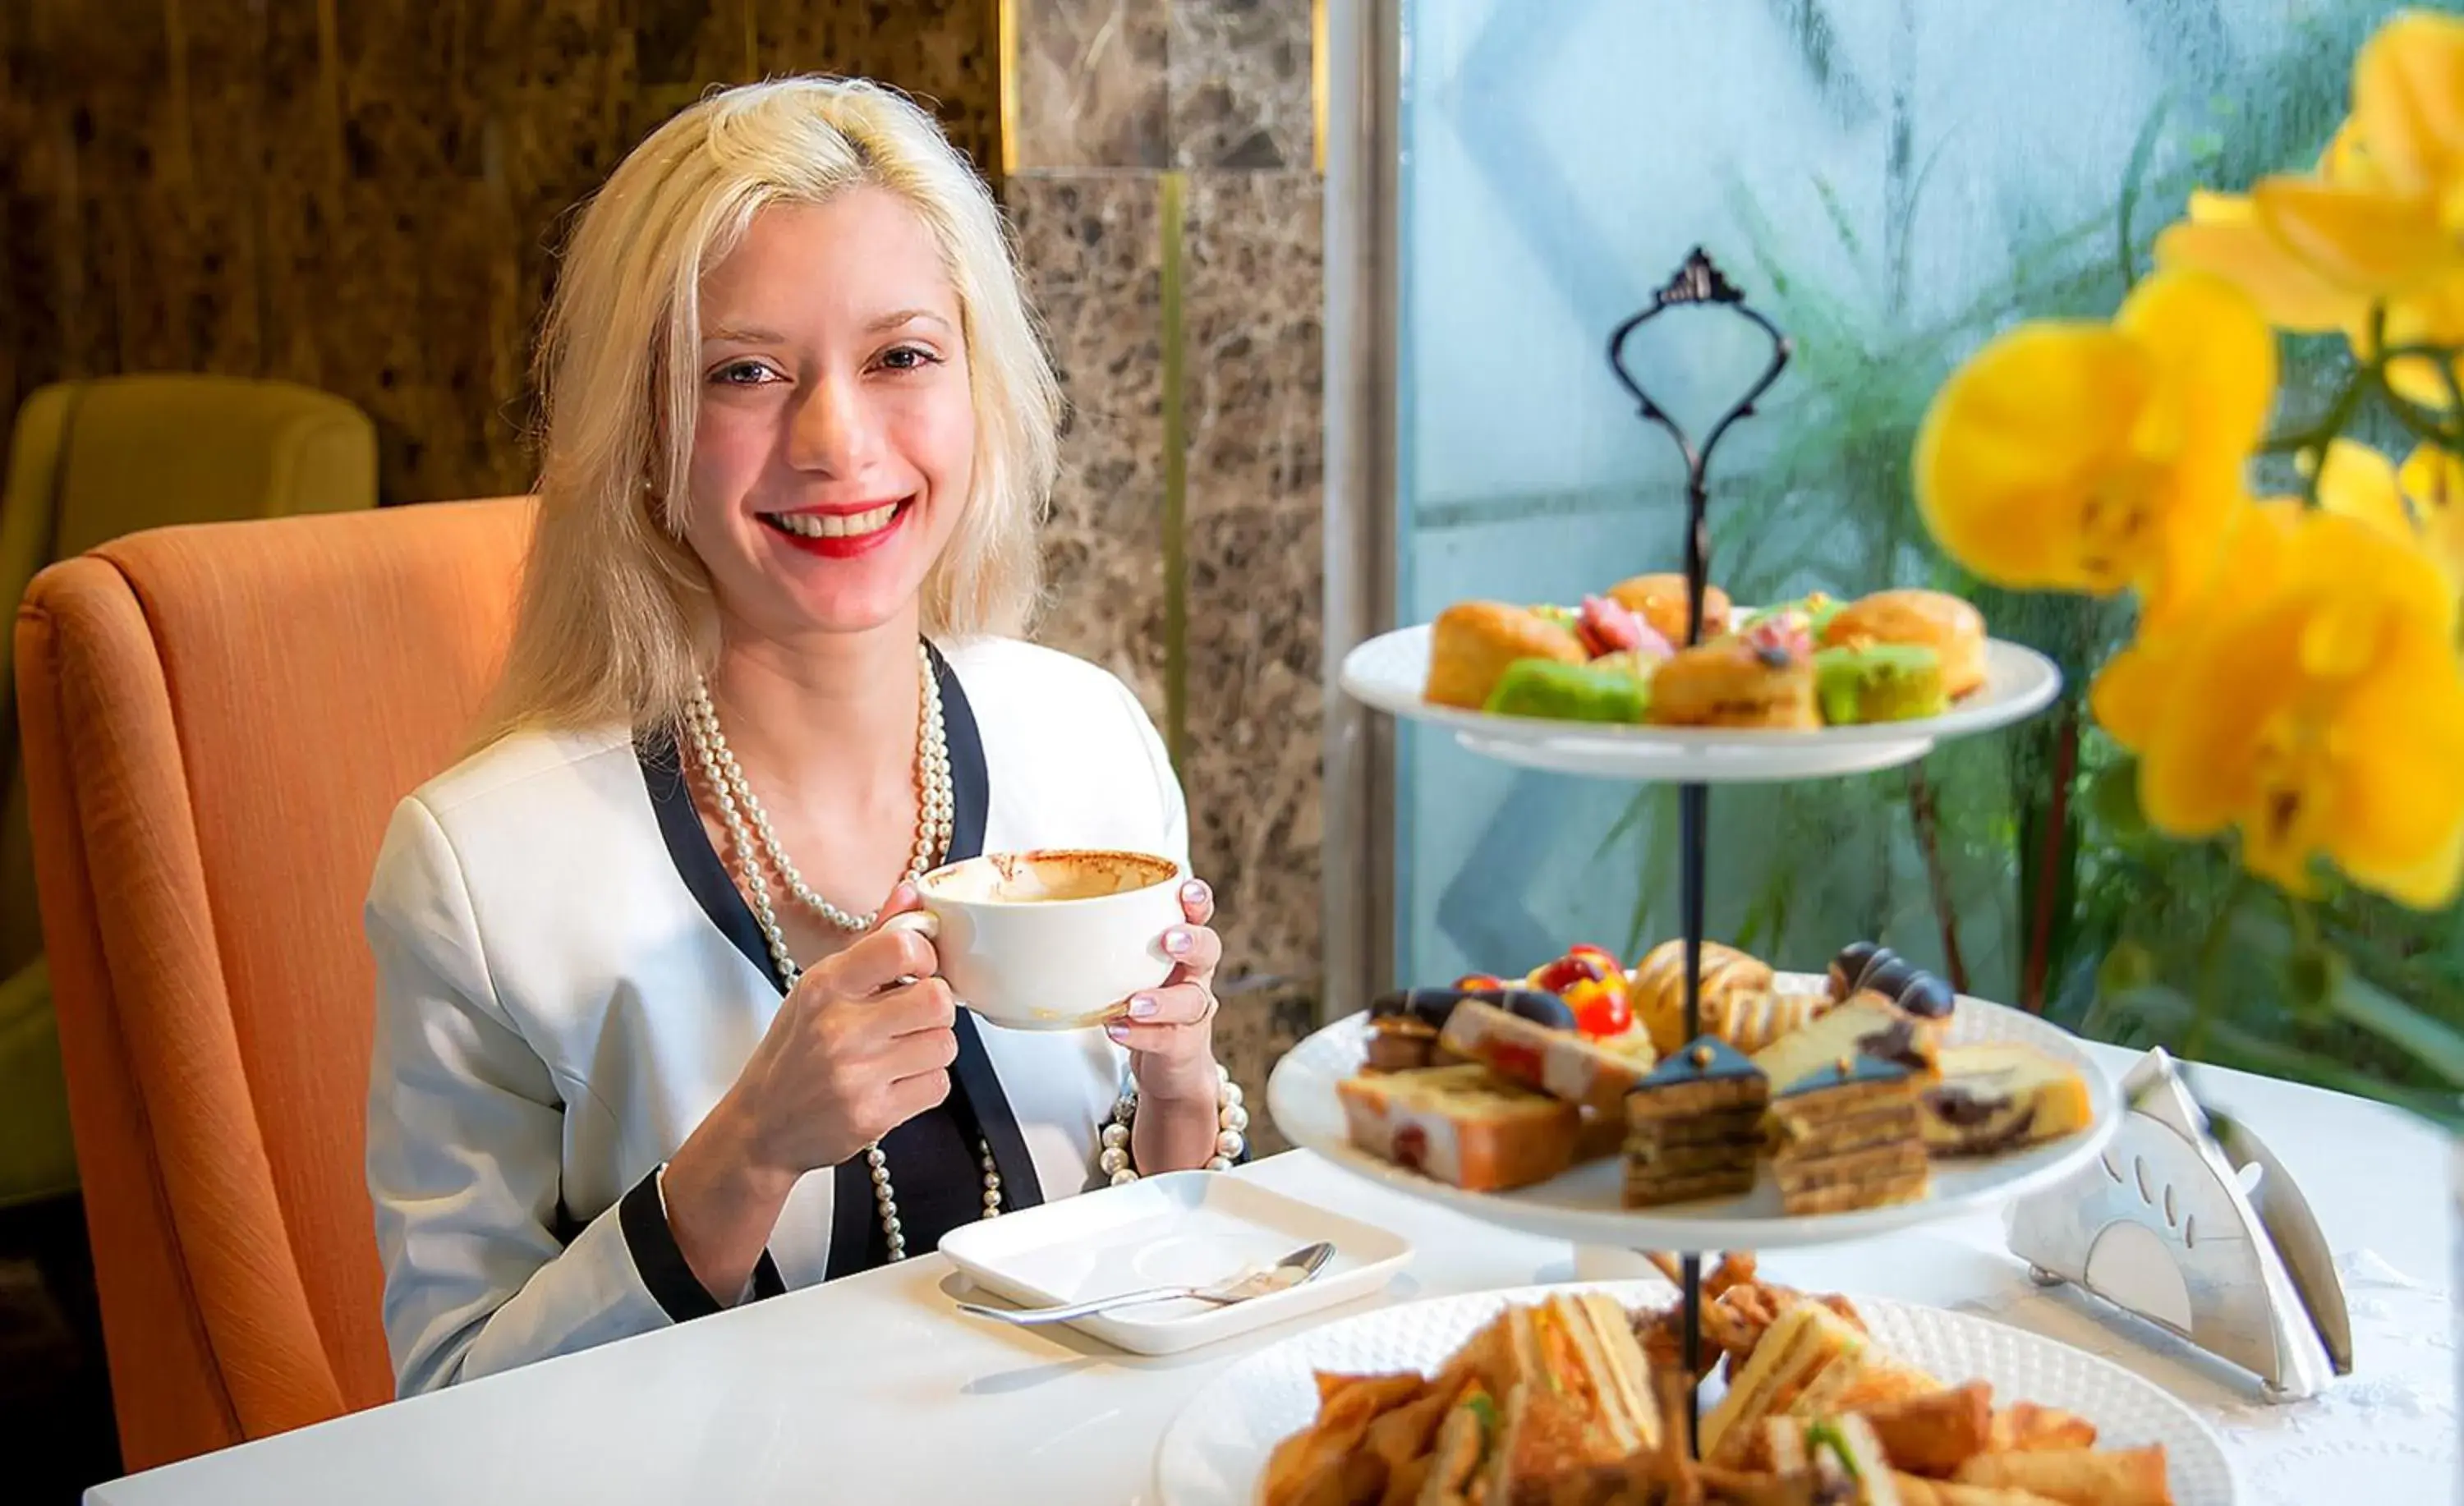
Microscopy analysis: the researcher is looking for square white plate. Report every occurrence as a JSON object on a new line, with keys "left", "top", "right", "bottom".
{"left": 936, "top": 1172, "right": 1414, "bottom": 1355}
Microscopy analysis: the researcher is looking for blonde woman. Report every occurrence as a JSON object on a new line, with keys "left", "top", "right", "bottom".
{"left": 362, "top": 78, "right": 1242, "bottom": 1397}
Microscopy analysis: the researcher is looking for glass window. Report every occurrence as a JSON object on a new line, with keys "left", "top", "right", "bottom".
{"left": 1391, "top": 0, "right": 2399, "bottom": 1003}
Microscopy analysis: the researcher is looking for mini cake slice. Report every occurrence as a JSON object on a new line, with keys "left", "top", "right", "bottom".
{"left": 1768, "top": 1053, "right": 1931, "bottom": 1215}
{"left": 1438, "top": 998, "right": 1653, "bottom": 1112}
{"left": 1751, "top": 993, "right": 1948, "bottom": 1093}
{"left": 1918, "top": 1043, "right": 2094, "bottom": 1157}
{"left": 1623, "top": 1036, "right": 1769, "bottom": 1208}
{"left": 1336, "top": 1063, "right": 1580, "bottom": 1191}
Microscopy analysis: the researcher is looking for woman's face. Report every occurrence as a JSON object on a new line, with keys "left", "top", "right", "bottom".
{"left": 683, "top": 188, "right": 976, "bottom": 641}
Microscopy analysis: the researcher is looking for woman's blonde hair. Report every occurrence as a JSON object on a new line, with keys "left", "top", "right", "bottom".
{"left": 473, "top": 77, "right": 1059, "bottom": 746}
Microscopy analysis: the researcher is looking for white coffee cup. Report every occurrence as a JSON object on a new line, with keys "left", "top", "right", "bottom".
{"left": 880, "top": 848, "right": 1184, "bottom": 1031}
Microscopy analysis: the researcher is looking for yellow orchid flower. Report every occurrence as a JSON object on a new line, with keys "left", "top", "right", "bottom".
{"left": 1914, "top": 270, "right": 2273, "bottom": 619}
{"left": 2130, "top": 508, "right": 2464, "bottom": 909}
{"left": 2250, "top": 13, "right": 2464, "bottom": 299}
{"left": 2315, "top": 437, "right": 2464, "bottom": 586}
{"left": 2090, "top": 502, "right": 2304, "bottom": 753}
{"left": 2155, "top": 16, "right": 2464, "bottom": 403}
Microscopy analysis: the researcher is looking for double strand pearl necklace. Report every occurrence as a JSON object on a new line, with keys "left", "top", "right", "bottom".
{"left": 684, "top": 643, "right": 998, "bottom": 1262}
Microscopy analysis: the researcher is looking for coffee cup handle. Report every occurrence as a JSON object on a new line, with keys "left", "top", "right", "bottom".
{"left": 879, "top": 910, "right": 940, "bottom": 942}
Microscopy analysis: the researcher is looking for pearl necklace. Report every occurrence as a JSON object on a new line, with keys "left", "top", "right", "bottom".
{"left": 685, "top": 643, "right": 997, "bottom": 1261}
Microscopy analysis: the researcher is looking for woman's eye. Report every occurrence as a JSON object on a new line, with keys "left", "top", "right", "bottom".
{"left": 710, "top": 360, "right": 780, "bottom": 387}
{"left": 878, "top": 345, "right": 940, "bottom": 372}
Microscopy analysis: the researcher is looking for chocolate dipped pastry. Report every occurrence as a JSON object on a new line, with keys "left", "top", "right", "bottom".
{"left": 1623, "top": 1036, "right": 1769, "bottom": 1208}
{"left": 1363, "top": 985, "right": 1574, "bottom": 1072}
{"left": 1919, "top": 1044, "right": 2094, "bottom": 1158}
{"left": 1823, "top": 941, "right": 1957, "bottom": 1020}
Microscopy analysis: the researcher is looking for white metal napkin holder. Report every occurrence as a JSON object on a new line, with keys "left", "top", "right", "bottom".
{"left": 2006, "top": 1047, "right": 2353, "bottom": 1401}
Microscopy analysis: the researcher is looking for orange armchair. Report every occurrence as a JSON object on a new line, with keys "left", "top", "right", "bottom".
{"left": 16, "top": 498, "right": 533, "bottom": 1471}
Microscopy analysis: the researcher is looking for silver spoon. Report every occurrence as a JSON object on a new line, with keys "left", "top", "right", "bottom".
{"left": 956, "top": 1241, "right": 1335, "bottom": 1325}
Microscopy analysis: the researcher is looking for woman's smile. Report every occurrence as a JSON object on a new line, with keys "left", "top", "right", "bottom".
{"left": 758, "top": 497, "right": 916, "bottom": 559}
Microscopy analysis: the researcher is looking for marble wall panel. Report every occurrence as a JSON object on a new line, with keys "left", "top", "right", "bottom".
{"left": 1007, "top": 0, "right": 1170, "bottom": 169}
{"left": 1168, "top": 0, "right": 1316, "bottom": 169}
{"left": 0, "top": 0, "right": 999, "bottom": 507}
{"left": 1008, "top": 171, "right": 1171, "bottom": 723}
{"left": 1179, "top": 168, "right": 1323, "bottom": 1127}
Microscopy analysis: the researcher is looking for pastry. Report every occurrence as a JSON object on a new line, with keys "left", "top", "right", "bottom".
{"left": 1766, "top": 1052, "right": 1933, "bottom": 1216}
{"left": 1438, "top": 999, "right": 1655, "bottom": 1112}
{"left": 1574, "top": 593, "right": 1672, "bottom": 661}
{"left": 1424, "top": 600, "right": 1587, "bottom": 709}
{"left": 1623, "top": 1036, "right": 1769, "bottom": 1208}
{"left": 1335, "top": 1063, "right": 1581, "bottom": 1191}
{"left": 1363, "top": 985, "right": 1573, "bottom": 1072}
{"left": 1743, "top": 591, "right": 1842, "bottom": 637}
{"left": 1822, "top": 589, "right": 1988, "bottom": 700}
{"left": 1482, "top": 658, "right": 1649, "bottom": 723}
{"left": 1608, "top": 572, "right": 1733, "bottom": 646}
{"left": 1752, "top": 993, "right": 1952, "bottom": 1092}
{"left": 1825, "top": 941, "right": 1957, "bottom": 1018}
{"left": 1703, "top": 988, "right": 1835, "bottom": 1054}
{"left": 1629, "top": 939, "right": 1777, "bottom": 1056}
{"left": 1919, "top": 1044, "right": 2094, "bottom": 1157}
{"left": 1814, "top": 644, "right": 1949, "bottom": 724}
{"left": 1529, "top": 945, "right": 1637, "bottom": 1039}
{"left": 1645, "top": 635, "right": 1819, "bottom": 729}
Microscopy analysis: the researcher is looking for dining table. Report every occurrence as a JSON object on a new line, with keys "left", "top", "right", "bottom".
{"left": 83, "top": 1040, "right": 2459, "bottom": 1506}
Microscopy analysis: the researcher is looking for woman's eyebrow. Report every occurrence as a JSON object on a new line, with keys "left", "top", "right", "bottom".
{"left": 702, "top": 324, "right": 787, "bottom": 345}
{"left": 867, "top": 308, "right": 954, "bottom": 333}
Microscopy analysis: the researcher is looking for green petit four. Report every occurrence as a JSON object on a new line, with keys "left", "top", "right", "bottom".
{"left": 1814, "top": 643, "right": 1948, "bottom": 724}
{"left": 1481, "top": 658, "right": 1649, "bottom": 723}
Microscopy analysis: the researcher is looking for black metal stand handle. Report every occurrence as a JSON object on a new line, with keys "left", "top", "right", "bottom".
{"left": 1604, "top": 246, "right": 1791, "bottom": 1457}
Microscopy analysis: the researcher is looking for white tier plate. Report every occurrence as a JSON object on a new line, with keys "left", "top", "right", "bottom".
{"left": 1152, "top": 1281, "right": 2237, "bottom": 1505}
{"left": 1341, "top": 622, "right": 2062, "bottom": 782}
{"left": 1267, "top": 976, "right": 2120, "bottom": 1250}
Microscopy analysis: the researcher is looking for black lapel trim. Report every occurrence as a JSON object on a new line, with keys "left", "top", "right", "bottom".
{"left": 931, "top": 645, "right": 1045, "bottom": 1215}
{"left": 641, "top": 730, "right": 780, "bottom": 989}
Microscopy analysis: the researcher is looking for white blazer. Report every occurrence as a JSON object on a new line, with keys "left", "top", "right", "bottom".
{"left": 364, "top": 638, "right": 1184, "bottom": 1396}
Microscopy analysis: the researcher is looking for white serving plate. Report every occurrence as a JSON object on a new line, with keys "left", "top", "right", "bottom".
{"left": 936, "top": 1171, "right": 1412, "bottom": 1355}
{"left": 1267, "top": 974, "right": 2120, "bottom": 1251}
{"left": 1340, "top": 622, "right": 2062, "bottom": 782}
{"left": 1152, "top": 1280, "right": 2238, "bottom": 1505}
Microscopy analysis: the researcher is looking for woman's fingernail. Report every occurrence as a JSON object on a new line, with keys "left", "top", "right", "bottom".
{"left": 1106, "top": 1022, "right": 1132, "bottom": 1042}
{"left": 1163, "top": 929, "right": 1193, "bottom": 956}
{"left": 1182, "top": 879, "right": 1210, "bottom": 905}
{"left": 1129, "top": 994, "right": 1161, "bottom": 1019}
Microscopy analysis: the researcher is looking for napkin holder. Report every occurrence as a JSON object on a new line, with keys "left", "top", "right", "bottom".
{"left": 2006, "top": 1047, "right": 2352, "bottom": 1401}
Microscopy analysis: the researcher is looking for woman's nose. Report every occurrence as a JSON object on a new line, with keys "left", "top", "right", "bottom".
{"left": 784, "top": 377, "right": 881, "bottom": 475}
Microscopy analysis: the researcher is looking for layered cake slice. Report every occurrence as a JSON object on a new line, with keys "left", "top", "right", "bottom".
{"left": 1918, "top": 1044, "right": 2094, "bottom": 1157}
{"left": 1768, "top": 1053, "right": 1931, "bottom": 1215}
{"left": 1623, "top": 1036, "right": 1768, "bottom": 1208}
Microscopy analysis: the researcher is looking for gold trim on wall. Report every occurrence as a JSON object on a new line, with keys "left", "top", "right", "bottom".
{"left": 1312, "top": 0, "right": 1330, "bottom": 175}
{"left": 997, "top": 0, "right": 1020, "bottom": 179}
{"left": 1160, "top": 167, "right": 1190, "bottom": 772}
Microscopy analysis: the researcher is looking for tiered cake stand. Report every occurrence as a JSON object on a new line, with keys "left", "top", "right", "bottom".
{"left": 1270, "top": 249, "right": 2103, "bottom": 1453}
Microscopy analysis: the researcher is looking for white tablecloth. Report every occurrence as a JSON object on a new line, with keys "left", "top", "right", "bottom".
{"left": 85, "top": 1044, "right": 2459, "bottom": 1504}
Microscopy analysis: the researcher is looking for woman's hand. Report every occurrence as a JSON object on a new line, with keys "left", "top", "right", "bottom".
{"left": 728, "top": 883, "right": 958, "bottom": 1175}
{"left": 1105, "top": 878, "right": 1223, "bottom": 1097}
{"left": 1107, "top": 879, "right": 1230, "bottom": 1174}
{"left": 662, "top": 884, "right": 954, "bottom": 1300}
